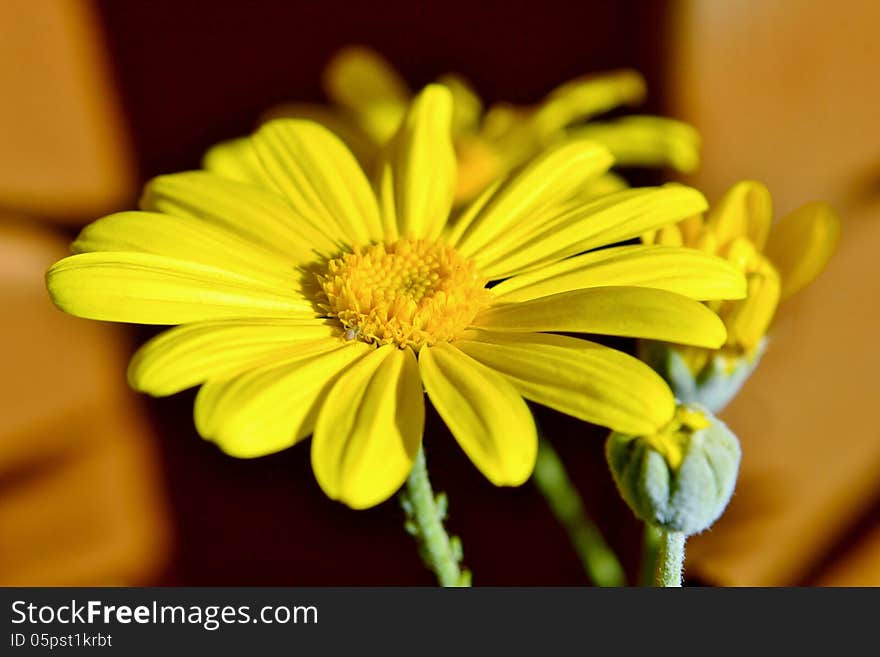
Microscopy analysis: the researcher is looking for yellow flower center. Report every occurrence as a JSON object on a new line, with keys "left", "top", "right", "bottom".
{"left": 316, "top": 239, "right": 491, "bottom": 350}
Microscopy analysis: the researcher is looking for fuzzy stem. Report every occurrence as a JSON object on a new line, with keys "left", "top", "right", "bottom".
{"left": 401, "top": 447, "right": 470, "bottom": 587}
{"left": 532, "top": 437, "right": 626, "bottom": 586}
{"left": 654, "top": 529, "right": 686, "bottom": 587}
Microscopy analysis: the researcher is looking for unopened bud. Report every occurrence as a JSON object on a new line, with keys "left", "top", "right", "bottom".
{"left": 605, "top": 404, "right": 741, "bottom": 536}
{"left": 638, "top": 339, "right": 767, "bottom": 414}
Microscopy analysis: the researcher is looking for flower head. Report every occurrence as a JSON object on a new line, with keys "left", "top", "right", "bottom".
{"left": 47, "top": 85, "right": 744, "bottom": 509}
{"left": 254, "top": 46, "right": 700, "bottom": 205}
{"left": 641, "top": 181, "right": 840, "bottom": 410}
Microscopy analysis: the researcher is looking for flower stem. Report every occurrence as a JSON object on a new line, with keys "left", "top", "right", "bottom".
{"left": 401, "top": 446, "right": 470, "bottom": 587}
{"left": 654, "top": 529, "right": 686, "bottom": 587}
{"left": 532, "top": 437, "right": 626, "bottom": 586}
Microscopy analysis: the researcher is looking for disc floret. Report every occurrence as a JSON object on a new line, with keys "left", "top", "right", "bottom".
{"left": 317, "top": 239, "right": 491, "bottom": 349}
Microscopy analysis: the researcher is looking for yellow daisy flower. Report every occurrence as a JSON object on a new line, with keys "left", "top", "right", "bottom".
{"left": 242, "top": 46, "right": 700, "bottom": 205}
{"left": 46, "top": 85, "right": 744, "bottom": 509}
{"left": 642, "top": 180, "right": 840, "bottom": 408}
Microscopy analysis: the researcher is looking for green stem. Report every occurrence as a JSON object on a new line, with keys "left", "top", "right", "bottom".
{"left": 532, "top": 437, "right": 626, "bottom": 587}
{"left": 401, "top": 446, "right": 470, "bottom": 587}
{"left": 654, "top": 529, "right": 686, "bottom": 587}
{"left": 639, "top": 524, "right": 662, "bottom": 586}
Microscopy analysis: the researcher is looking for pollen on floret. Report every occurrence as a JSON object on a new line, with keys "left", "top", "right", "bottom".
{"left": 316, "top": 238, "right": 491, "bottom": 350}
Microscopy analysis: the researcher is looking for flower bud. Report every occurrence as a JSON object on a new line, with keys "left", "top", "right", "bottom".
{"left": 605, "top": 404, "right": 741, "bottom": 536}
{"left": 638, "top": 339, "right": 767, "bottom": 414}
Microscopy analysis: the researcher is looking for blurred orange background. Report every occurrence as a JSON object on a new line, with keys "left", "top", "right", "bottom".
{"left": 1, "top": 0, "right": 877, "bottom": 586}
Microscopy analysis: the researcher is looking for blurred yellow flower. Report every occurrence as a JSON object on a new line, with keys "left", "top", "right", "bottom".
{"left": 254, "top": 46, "right": 700, "bottom": 205}
{"left": 47, "top": 85, "right": 744, "bottom": 509}
{"left": 643, "top": 180, "right": 840, "bottom": 378}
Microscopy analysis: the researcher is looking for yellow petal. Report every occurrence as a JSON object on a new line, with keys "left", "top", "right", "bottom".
{"left": 47, "top": 252, "right": 315, "bottom": 325}
{"left": 721, "top": 236, "right": 758, "bottom": 272}
{"left": 141, "top": 171, "right": 339, "bottom": 262}
{"left": 679, "top": 214, "right": 705, "bottom": 244}
{"left": 641, "top": 228, "right": 658, "bottom": 245}
{"left": 573, "top": 172, "right": 630, "bottom": 202}
{"left": 479, "top": 103, "right": 542, "bottom": 169}
{"left": 764, "top": 201, "right": 841, "bottom": 301}
{"left": 451, "top": 139, "right": 615, "bottom": 258}
{"left": 655, "top": 224, "right": 684, "bottom": 246}
{"left": 474, "top": 286, "right": 727, "bottom": 348}
{"left": 128, "top": 320, "right": 340, "bottom": 396}
{"left": 419, "top": 343, "right": 537, "bottom": 486}
{"left": 72, "top": 211, "right": 298, "bottom": 289}
{"left": 323, "top": 46, "right": 410, "bottom": 143}
{"left": 723, "top": 269, "right": 781, "bottom": 350}
{"left": 706, "top": 181, "right": 773, "bottom": 249}
{"left": 490, "top": 244, "right": 746, "bottom": 303}
{"left": 260, "top": 102, "right": 378, "bottom": 166}
{"left": 443, "top": 177, "right": 503, "bottom": 246}
{"left": 570, "top": 116, "right": 700, "bottom": 173}
{"left": 195, "top": 341, "right": 372, "bottom": 458}
{"left": 324, "top": 46, "right": 410, "bottom": 109}
{"left": 437, "top": 74, "right": 483, "bottom": 134}
{"left": 452, "top": 135, "right": 506, "bottom": 206}
{"left": 531, "top": 70, "right": 647, "bottom": 138}
{"left": 476, "top": 184, "right": 709, "bottom": 279}
{"left": 374, "top": 84, "right": 456, "bottom": 240}
{"left": 456, "top": 331, "right": 674, "bottom": 435}
{"left": 251, "top": 119, "right": 384, "bottom": 244}
{"left": 202, "top": 137, "right": 276, "bottom": 189}
{"left": 312, "top": 345, "right": 424, "bottom": 509}
{"left": 645, "top": 215, "right": 705, "bottom": 248}
{"left": 694, "top": 227, "right": 719, "bottom": 254}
